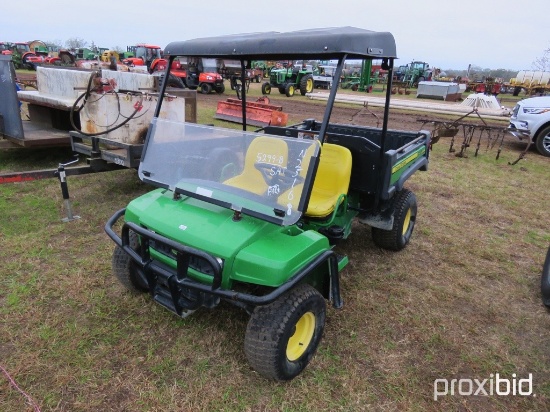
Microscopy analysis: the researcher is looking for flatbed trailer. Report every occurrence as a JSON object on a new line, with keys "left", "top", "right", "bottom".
{"left": 1, "top": 56, "right": 196, "bottom": 182}
{"left": 0, "top": 56, "right": 71, "bottom": 150}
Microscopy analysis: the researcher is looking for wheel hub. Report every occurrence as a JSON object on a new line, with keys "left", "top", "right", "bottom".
{"left": 402, "top": 207, "right": 411, "bottom": 236}
{"left": 286, "top": 311, "right": 315, "bottom": 361}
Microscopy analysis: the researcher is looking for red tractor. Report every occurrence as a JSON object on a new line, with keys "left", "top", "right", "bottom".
{"left": 121, "top": 45, "right": 225, "bottom": 93}
{"left": 0, "top": 42, "right": 11, "bottom": 56}
{"left": 122, "top": 44, "right": 167, "bottom": 72}
{"left": 5, "top": 42, "right": 44, "bottom": 69}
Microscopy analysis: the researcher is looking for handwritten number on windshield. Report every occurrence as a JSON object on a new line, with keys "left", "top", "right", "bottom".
{"left": 256, "top": 153, "right": 284, "bottom": 165}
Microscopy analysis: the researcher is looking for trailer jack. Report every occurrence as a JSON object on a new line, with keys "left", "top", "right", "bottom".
{"left": 55, "top": 156, "right": 81, "bottom": 222}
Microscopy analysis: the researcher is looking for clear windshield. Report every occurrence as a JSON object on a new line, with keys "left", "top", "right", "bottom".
{"left": 136, "top": 47, "right": 161, "bottom": 60}
{"left": 139, "top": 118, "right": 320, "bottom": 226}
{"left": 201, "top": 58, "right": 218, "bottom": 72}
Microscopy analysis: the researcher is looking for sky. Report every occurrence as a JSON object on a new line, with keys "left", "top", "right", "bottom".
{"left": 1, "top": 0, "right": 548, "bottom": 72}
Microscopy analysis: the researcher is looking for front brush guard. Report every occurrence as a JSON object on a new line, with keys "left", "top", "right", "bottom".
{"left": 105, "top": 208, "right": 343, "bottom": 311}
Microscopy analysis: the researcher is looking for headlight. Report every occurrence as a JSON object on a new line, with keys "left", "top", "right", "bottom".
{"left": 523, "top": 107, "right": 550, "bottom": 114}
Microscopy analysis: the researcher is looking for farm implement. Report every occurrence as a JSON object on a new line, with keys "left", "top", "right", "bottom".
{"left": 214, "top": 97, "right": 289, "bottom": 127}
{"left": 417, "top": 109, "right": 524, "bottom": 164}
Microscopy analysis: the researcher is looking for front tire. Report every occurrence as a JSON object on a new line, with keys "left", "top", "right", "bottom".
{"left": 535, "top": 125, "right": 550, "bottom": 157}
{"left": 200, "top": 83, "right": 212, "bottom": 94}
{"left": 372, "top": 188, "right": 417, "bottom": 251}
{"left": 112, "top": 231, "right": 149, "bottom": 293}
{"left": 299, "top": 74, "right": 314, "bottom": 95}
{"left": 541, "top": 246, "right": 550, "bottom": 307}
{"left": 261, "top": 82, "right": 271, "bottom": 95}
{"left": 285, "top": 83, "right": 295, "bottom": 97}
{"left": 244, "top": 283, "right": 326, "bottom": 381}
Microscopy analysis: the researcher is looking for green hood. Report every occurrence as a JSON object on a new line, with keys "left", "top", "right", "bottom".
{"left": 124, "top": 188, "right": 330, "bottom": 288}
{"left": 125, "top": 189, "right": 275, "bottom": 259}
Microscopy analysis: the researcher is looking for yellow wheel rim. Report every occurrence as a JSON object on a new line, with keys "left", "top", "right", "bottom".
{"left": 289, "top": 86, "right": 294, "bottom": 95}
{"left": 402, "top": 208, "right": 411, "bottom": 236}
{"left": 306, "top": 78, "right": 313, "bottom": 92}
{"left": 286, "top": 312, "right": 315, "bottom": 361}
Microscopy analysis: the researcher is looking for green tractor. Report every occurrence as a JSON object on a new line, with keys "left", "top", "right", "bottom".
{"left": 106, "top": 27, "right": 430, "bottom": 381}
{"left": 261, "top": 62, "right": 314, "bottom": 97}
{"left": 401, "top": 61, "right": 432, "bottom": 87}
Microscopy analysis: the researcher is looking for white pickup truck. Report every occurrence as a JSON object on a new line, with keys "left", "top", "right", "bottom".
{"left": 508, "top": 96, "right": 550, "bottom": 157}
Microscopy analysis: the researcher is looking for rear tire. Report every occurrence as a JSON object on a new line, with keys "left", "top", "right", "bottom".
{"left": 112, "top": 231, "right": 149, "bottom": 293}
{"left": 372, "top": 188, "right": 417, "bottom": 251}
{"left": 244, "top": 283, "right": 326, "bottom": 381}
{"left": 160, "top": 73, "right": 185, "bottom": 89}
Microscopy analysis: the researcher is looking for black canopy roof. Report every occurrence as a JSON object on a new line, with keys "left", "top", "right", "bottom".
{"left": 164, "top": 26, "right": 397, "bottom": 60}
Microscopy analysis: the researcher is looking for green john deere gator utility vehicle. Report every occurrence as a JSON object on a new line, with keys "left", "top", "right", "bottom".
{"left": 105, "top": 27, "right": 431, "bottom": 381}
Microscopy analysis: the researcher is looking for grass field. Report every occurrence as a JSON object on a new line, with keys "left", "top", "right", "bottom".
{"left": 1, "top": 97, "right": 549, "bottom": 411}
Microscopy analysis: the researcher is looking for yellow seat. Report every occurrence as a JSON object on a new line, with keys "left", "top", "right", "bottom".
{"left": 223, "top": 136, "right": 288, "bottom": 195}
{"left": 278, "top": 142, "right": 352, "bottom": 218}
{"left": 305, "top": 143, "right": 352, "bottom": 218}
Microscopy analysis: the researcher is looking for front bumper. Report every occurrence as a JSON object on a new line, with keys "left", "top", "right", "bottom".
{"left": 507, "top": 121, "right": 531, "bottom": 141}
{"left": 105, "top": 208, "right": 343, "bottom": 313}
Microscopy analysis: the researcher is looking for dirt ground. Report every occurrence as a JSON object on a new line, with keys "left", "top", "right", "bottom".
{"left": 199, "top": 91, "right": 429, "bottom": 131}
{"left": 198, "top": 87, "right": 510, "bottom": 132}
{"left": 196, "top": 89, "right": 525, "bottom": 160}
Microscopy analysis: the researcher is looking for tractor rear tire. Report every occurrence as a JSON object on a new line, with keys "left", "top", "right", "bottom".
{"left": 285, "top": 83, "right": 295, "bottom": 97}
{"left": 159, "top": 73, "right": 185, "bottom": 89}
{"left": 261, "top": 82, "right": 271, "bottom": 95}
{"left": 112, "top": 231, "right": 149, "bottom": 293}
{"left": 244, "top": 283, "right": 326, "bottom": 381}
{"left": 372, "top": 188, "right": 417, "bottom": 251}
{"left": 299, "top": 74, "right": 314, "bottom": 95}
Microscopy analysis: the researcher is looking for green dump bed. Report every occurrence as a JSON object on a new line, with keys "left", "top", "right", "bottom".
{"left": 264, "top": 121, "right": 430, "bottom": 202}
